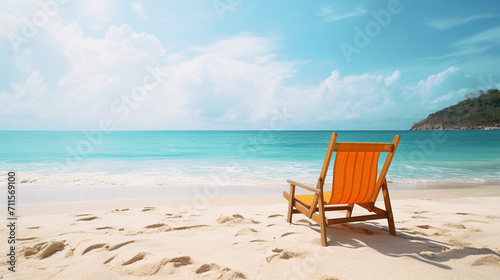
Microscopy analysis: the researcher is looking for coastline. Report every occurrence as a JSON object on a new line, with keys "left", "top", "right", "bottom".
{"left": 3, "top": 180, "right": 499, "bottom": 206}
{"left": 410, "top": 126, "right": 500, "bottom": 130}
{"left": 2, "top": 183, "right": 500, "bottom": 279}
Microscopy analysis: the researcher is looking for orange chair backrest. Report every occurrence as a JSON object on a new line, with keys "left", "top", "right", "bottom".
{"left": 329, "top": 151, "right": 380, "bottom": 204}
{"left": 318, "top": 135, "right": 400, "bottom": 205}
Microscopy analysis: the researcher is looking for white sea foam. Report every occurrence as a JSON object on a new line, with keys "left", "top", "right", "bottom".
{"left": 0, "top": 171, "right": 496, "bottom": 189}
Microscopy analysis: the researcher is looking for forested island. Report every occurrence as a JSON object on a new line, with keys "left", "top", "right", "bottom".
{"left": 411, "top": 88, "right": 500, "bottom": 130}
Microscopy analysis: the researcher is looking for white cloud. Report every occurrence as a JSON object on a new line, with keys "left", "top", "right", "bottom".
{"left": 0, "top": 12, "right": 477, "bottom": 130}
{"left": 415, "top": 66, "right": 460, "bottom": 96}
{"left": 131, "top": 2, "right": 149, "bottom": 21}
{"left": 62, "top": 0, "right": 114, "bottom": 30}
{"left": 385, "top": 70, "right": 400, "bottom": 86}
{"left": 455, "top": 25, "right": 500, "bottom": 46}
{"left": 318, "top": 5, "right": 366, "bottom": 22}
{"left": 429, "top": 88, "right": 469, "bottom": 105}
{"left": 424, "top": 25, "right": 500, "bottom": 61}
{"left": 193, "top": 36, "right": 278, "bottom": 60}
{"left": 425, "top": 14, "right": 497, "bottom": 30}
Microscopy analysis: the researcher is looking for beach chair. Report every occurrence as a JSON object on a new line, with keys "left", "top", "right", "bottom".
{"left": 283, "top": 132, "right": 400, "bottom": 246}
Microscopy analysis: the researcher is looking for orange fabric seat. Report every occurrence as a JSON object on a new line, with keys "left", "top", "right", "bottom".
{"left": 295, "top": 191, "right": 332, "bottom": 207}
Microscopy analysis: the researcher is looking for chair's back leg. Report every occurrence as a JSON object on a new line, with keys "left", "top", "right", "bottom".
{"left": 381, "top": 180, "right": 396, "bottom": 235}
{"left": 287, "top": 184, "right": 296, "bottom": 223}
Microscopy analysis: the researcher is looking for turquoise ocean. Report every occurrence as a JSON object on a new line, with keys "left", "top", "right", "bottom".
{"left": 1, "top": 130, "right": 499, "bottom": 187}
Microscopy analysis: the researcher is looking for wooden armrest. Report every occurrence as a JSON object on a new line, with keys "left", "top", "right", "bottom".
{"left": 287, "top": 180, "right": 320, "bottom": 194}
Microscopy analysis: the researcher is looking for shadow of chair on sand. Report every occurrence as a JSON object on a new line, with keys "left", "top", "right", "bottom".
{"left": 294, "top": 221, "right": 500, "bottom": 270}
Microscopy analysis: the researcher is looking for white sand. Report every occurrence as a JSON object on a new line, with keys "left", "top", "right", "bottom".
{"left": 2, "top": 185, "right": 500, "bottom": 279}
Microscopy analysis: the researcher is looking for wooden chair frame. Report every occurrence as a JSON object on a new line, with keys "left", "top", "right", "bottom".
{"left": 283, "top": 133, "right": 401, "bottom": 246}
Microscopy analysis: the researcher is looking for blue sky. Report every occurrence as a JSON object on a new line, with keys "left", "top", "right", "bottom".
{"left": 0, "top": 0, "right": 499, "bottom": 130}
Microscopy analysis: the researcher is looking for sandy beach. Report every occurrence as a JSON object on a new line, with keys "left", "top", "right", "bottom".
{"left": 2, "top": 183, "right": 500, "bottom": 280}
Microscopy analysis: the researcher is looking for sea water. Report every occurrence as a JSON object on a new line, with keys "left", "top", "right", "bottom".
{"left": 0, "top": 130, "right": 499, "bottom": 187}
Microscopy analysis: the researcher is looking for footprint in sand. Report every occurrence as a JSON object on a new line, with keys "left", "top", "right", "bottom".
{"left": 281, "top": 232, "right": 298, "bottom": 238}
{"left": 341, "top": 224, "right": 375, "bottom": 235}
{"left": 217, "top": 216, "right": 234, "bottom": 224}
{"left": 168, "top": 256, "right": 193, "bottom": 267}
{"left": 471, "top": 255, "right": 500, "bottom": 266}
{"left": 485, "top": 215, "right": 500, "bottom": 219}
{"left": 143, "top": 223, "right": 172, "bottom": 232}
{"left": 218, "top": 268, "right": 247, "bottom": 279}
{"left": 165, "top": 214, "right": 183, "bottom": 219}
{"left": 144, "top": 223, "right": 167, "bottom": 229}
{"left": 234, "top": 228, "right": 258, "bottom": 237}
{"left": 447, "top": 238, "right": 470, "bottom": 248}
{"left": 295, "top": 219, "right": 313, "bottom": 226}
{"left": 39, "top": 241, "right": 65, "bottom": 259}
{"left": 96, "top": 226, "right": 116, "bottom": 230}
{"left": 196, "top": 263, "right": 220, "bottom": 274}
{"left": 462, "top": 219, "right": 488, "bottom": 224}
{"left": 195, "top": 264, "right": 246, "bottom": 279}
{"left": 109, "top": 240, "right": 135, "bottom": 251}
{"left": 104, "top": 255, "right": 116, "bottom": 264}
{"left": 268, "top": 214, "right": 284, "bottom": 218}
{"left": 217, "top": 215, "right": 260, "bottom": 225}
{"left": 24, "top": 241, "right": 65, "bottom": 259}
{"left": 266, "top": 249, "right": 302, "bottom": 262}
{"left": 444, "top": 223, "right": 466, "bottom": 229}
{"left": 455, "top": 212, "right": 474, "bottom": 216}
{"left": 416, "top": 225, "right": 431, "bottom": 229}
{"left": 173, "top": 225, "right": 208, "bottom": 231}
{"left": 82, "top": 243, "right": 107, "bottom": 255}
{"left": 319, "top": 276, "right": 341, "bottom": 280}
{"left": 411, "top": 215, "right": 430, "bottom": 219}
{"left": 77, "top": 216, "right": 98, "bottom": 221}
{"left": 122, "top": 252, "right": 147, "bottom": 265}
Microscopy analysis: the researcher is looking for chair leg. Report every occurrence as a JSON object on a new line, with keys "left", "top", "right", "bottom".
{"left": 287, "top": 184, "right": 296, "bottom": 223}
{"left": 346, "top": 203, "right": 354, "bottom": 218}
{"left": 382, "top": 180, "right": 396, "bottom": 236}
{"left": 318, "top": 194, "right": 328, "bottom": 246}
